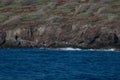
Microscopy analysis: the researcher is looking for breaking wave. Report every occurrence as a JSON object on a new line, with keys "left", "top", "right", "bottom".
{"left": 56, "top": 47, "right": 116, "bottom": 51}
{"left": 58, "top": 47, "right": 82, "bottom": 51}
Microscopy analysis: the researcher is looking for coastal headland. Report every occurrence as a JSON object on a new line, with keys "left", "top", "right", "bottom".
{"left": 0, "top": 0, "right": 120, "bottom": 49}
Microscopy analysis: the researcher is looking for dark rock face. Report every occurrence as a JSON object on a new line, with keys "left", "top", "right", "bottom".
{"left": 1, "top": 22, "right": 120, "bottom": 49}
{"left": 0, "top": 32, "right": 6, "bottom": 46}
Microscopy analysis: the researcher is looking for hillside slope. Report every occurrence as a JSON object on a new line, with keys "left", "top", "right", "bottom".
{"left": 0, "top": 0, "right": 120, "bottom": 49}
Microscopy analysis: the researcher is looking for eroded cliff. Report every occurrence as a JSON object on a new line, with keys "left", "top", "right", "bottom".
{"left": 0, "top": 0, "right": 120, "bottom": 49}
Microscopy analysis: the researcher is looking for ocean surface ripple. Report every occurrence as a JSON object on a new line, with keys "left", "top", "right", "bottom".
{"left": 0, "top": 48, "right": 120, "bottom": 80}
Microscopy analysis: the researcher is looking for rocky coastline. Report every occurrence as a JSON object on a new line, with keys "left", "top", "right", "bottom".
{"left": 0, "top": 0, "right": 120, "bottom": 50}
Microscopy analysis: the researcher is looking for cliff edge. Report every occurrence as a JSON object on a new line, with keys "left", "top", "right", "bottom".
{"left": 0, "top": 0, "right": 120, "bottom": 49}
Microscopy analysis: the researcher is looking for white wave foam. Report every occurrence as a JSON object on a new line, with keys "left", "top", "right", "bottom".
{"left": 84, "top": 48, "right": 116, "bottom": 52}
{"left": 56, "top": 48, "right": 116, "bottom": 51}
{"left": 58, "top": 47, "right": 82, "bottom": 51}
{"left": 101, "top": 49, "right": 115, "bottom": 51}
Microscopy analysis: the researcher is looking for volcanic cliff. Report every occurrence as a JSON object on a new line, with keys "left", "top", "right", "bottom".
{"left": 0, "top": 0, "right": 120, "bottom": 49}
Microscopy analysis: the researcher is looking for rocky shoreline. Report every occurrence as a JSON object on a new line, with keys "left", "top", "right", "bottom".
{"left": 0, "top": 23, "right": 120, "bottom": 50}
{"left": 0, "top": 0, "right": 120, "bottom": 49}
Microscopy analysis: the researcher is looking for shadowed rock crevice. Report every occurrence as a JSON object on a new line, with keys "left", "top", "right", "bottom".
{"left": 0, "top": 32, "right": 6, "bottom": 46}
{"left": 113, "top": 33, "right": 119, "bottom": 44}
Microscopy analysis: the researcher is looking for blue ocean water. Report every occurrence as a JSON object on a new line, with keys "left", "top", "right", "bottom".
{"left": 0, "top": 48, "right": 120, "bottom": 80}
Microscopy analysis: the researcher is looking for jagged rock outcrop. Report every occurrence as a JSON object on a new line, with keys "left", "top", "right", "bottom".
{"left": 0, "top": 0, "right": 120, "bottom": 49}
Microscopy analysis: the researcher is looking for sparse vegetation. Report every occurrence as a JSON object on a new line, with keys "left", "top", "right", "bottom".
{"left": 55, "top": 7, "right": 73, "bottom": 13}
{"left": 0, "top": 0, "right": 119, "bottom": 26}
{"left": 0, "top": 14, "right": 8, "bottom": 23}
